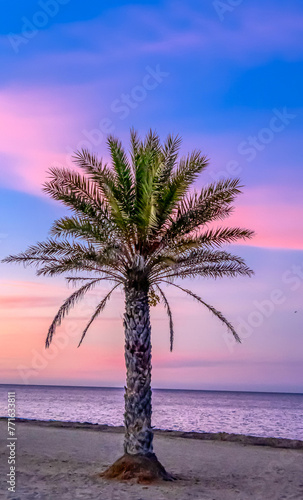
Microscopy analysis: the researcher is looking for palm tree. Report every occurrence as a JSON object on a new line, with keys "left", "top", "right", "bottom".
{"left": 3, "top": 130, "right": 254, "bottom": 481}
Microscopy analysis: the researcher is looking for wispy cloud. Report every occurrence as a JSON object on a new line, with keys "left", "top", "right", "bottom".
{"left": 0, "top": 86, "right": 97, "bottom": 193}
{"left": 229, "top": 186, "right": 303, "bottom": 250}
{"left": 0, "top": 296, "right": 60, "bottom": 309}
{"left": 145, "top": 5, "right": 303, "bottom": 62}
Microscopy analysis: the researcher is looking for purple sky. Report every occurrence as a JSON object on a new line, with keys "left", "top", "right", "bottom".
{"left": 0, "top": 0, "right": 302, "bottom": 392}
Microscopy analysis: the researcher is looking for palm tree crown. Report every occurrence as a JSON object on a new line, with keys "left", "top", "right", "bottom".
{"left": 3, "top": 130, "right": 254, "bottom": 350}
{"left": 3, "top": 130, "right": 254, "bottom": 477}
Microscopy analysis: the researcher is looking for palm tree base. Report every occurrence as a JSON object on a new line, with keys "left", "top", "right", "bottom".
{"left": 101, "top": 453, "right": 175, "bottom": 483}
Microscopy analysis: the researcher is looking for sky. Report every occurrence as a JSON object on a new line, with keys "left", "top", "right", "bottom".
{"left": 0, "top": 0, "right": 302, "bottom": 393}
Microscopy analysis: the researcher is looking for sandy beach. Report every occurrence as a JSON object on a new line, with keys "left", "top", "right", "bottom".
{"left": 1, "top": 420, "right": 303, "bottom": 500}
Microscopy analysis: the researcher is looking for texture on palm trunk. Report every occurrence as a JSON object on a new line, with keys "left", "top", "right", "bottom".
{"left": 2, "top": 129, "right": 254, "bottom": 481}
{"left": 124, "top": 285, "right": 153, "bottom": 455}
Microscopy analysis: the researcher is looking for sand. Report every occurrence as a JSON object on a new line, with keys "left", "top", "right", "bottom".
{"left": 1, "top": 420, "right": 303, "bottom": 500}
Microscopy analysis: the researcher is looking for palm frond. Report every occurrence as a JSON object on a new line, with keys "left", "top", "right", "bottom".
{"left": 36, "top": 260, "right": 98, "bottom": 277}
{"left": 161, "top": 261, "right": 253, "bottom": 281}
{"left": 72, "top": 149, "right": 115, "bottom": 189}
{"left": 156, "top": 285, "right": 174, "bottom": 351}
{"left": 153, "top": 248, "right": 245, "bottom": 268}
{"left": 163, "top": 178, "right": 242, "bottom": 242}
{"left": 2, "top": 239, "right": 92, "bottom": 267}
{"left": 2, "top": 253, "right": 54, "bottom": 266}
{"left": 25, "top": 239, "right": 97, "bottom": 258}
{"left": 77, "top": 284, "right": 120, "bottom": 347}
{"left": 107, "top": 135, "right": 134, "bottom": 214}
{"left": 43, "top": 167, "right": 107, "bottom": 221}
{"left": 3, "top": 239, "right": 113, "bottom": 274}
{"left": 50, "top": 216, "right": 120, "bottom": 245}
{"left": 36, "top": 258, "right": 123, "bottom": 279}
{"left": 169, "top": 150, "right": 209, "bottom": 197}
{"left": 154, "top": 150, "right": 209, "bottom": 234}
{"left": 164, "top": 227, "right": 254, "bottom": 254}
{"left": 73, "top": 149, "right": 130, "bottom": 231}
{"left": 45, "top": 278, "right": 102, "bottom": 347}
{"left": 150, "top": 249, "right": 253, "bottom": 282}
{"left": 132, "top": 131, "right": 163, "bottom": 239}
{"left": 198, "top": 227, "right": 254, "bottom": 248}
{"left": 66, "top": 276, "right": 107, "bottom": 286}
{"left": 4, "top": 237, "right": 125, "bottom": 279}
{"left": 163, "top": 281, "right": 241, "bottom": 343}
{"left": 157, "top": 134, "right": 182, "bottom": 185}
{"left": 129, "top": 127, "right": 141, "bottom": 170}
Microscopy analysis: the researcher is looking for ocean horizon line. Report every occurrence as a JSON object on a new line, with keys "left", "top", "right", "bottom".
{"left": 1, "top": 383, "right": 302, "bottom": 396}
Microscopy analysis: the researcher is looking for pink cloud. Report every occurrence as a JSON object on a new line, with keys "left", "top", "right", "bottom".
{"left": 1, "top": 275, "right": 302, "bottom": 389}
{"left": 181, "top": 131, "right": 303, "bottom": 251}
{"left": 0, "top": 87, "right": 300, "bottom": 254}
{"left": 0, "top": 86, "right": 102, "bottom": 194}
{"left": 0, "top": 296, "right": 60, "bottom": 308}
{"left": 0, "top": 317, "right": 125, "bottom": 385}
{"left": 228, "top": 186, "right": 303, "bottom": 250}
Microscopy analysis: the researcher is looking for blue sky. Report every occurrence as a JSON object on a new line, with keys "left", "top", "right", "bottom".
{"left": 0, "top": 0, "right": 302, "bottom": 391}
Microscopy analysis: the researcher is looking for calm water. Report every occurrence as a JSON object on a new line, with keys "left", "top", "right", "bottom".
{"left": 1, "top": 385, "right": 302, "bottom": 440}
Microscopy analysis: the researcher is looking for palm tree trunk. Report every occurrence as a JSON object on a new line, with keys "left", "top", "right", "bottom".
{"left": 123, "top": 285, "right": 153, "bottom": 455}
{"left": 101, "top": 284, "right": 173, "bottom": 481}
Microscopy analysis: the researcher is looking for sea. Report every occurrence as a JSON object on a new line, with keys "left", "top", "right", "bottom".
{"left": 1, "top": 385, "right": 302, "bottom": 441}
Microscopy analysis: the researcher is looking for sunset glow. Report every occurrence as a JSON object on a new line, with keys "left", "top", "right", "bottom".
{"left": 1, "top": 0, "right": 302, "bottom": 392}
